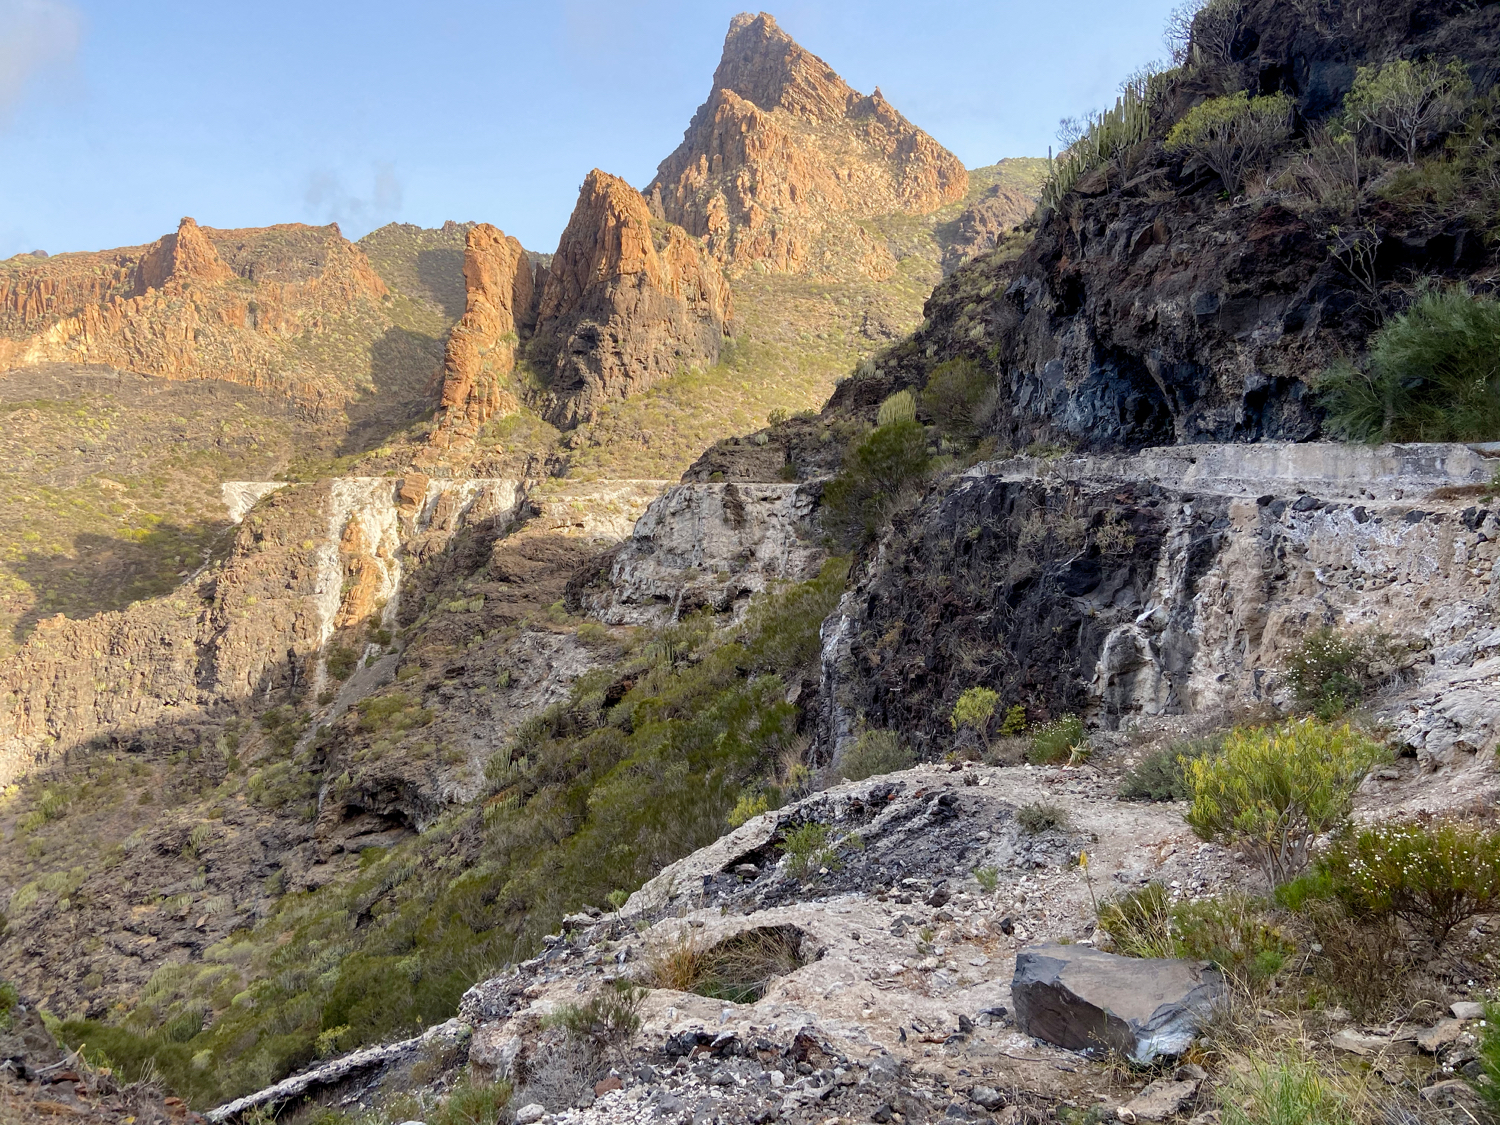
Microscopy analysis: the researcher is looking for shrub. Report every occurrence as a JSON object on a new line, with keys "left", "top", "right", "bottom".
{"left": 1319, "top": 816, "right": 1500, "bottom": 945}
{"left": 1345, "top": 59, "right": 1471, "bottom": 164}
{"left": 951, "top": 687, "right": 999, "bottom": 750}
{"left": 921, "top": 359, "right": 994, "bottom": 441}
{"left": 1319, "top": 285, "right": 1500, "bottom": 443}
{"left": 821, "top": 418, "right": 931, "bottom": 546}
{"left": 1042, "top": 67, "right": 1164, "bottom": 209}
{"left": 1016, "top": 801, "right": 1069, "bottom": 834}
{"left": 727, "top": 789, "right": 772, "bottom": 827}
{"left": 1098, "top": 884, "right": 1293, "bottom": 991}
{"left": 356, "top": 691, "right": 433, "bottom": 734}
{"left": 428, "top": 1077, "right": 512, "bottom": 1125}
{"left": 839, "top": 730, "right": 913, "bottom": 781}
{"left": 998, "top": 705, "right": 1026, "bottom": 737}
{"left": 876, "top": 389, "right": 916, "bottom": 427}
{"left": 1118, "top": 736, "right": 1219, "bottom": 801}
{"left": 1283, "top": 626, "right": 1385, "bottom": 718}
{"left": 643, "top": 927, "right": 805, "bottom": 1004}
{"left": 1218, "top": 1046, "right": 1354, "bottom": 1125}
{"left": 781, "top": 822, "right": 838, "bottom": 880}
{"left": 1184, "top": 720, "right": 1386, "bottom": 886}
{"left": 548, "top": 982, "right": 644, "bottom": 1057}
{"left": 325, "top": 645, "right": 359, "bottom": 681}
{"left": 1097, "top": 882, "right": 1176, "bottom": 959}
{"left": 975, "top": 865, "right": 1000, "bottom": 893}
{"left": 0, "top": 980, "right": 17, "bottom": 1030}
{"left": 1027, "top": 714, "right": 1085, "bottom": 764}
{"left": 1165, "top": 91, "right": 1295, "bottom": 193}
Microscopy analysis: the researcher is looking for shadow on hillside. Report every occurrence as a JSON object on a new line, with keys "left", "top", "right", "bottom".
{"left": 335, "top": 326, "right": 445, "bottom": 459}
{"left": 4, "top": 521, "right": 229, "bottom": 645}
{"left": 416, "top": 248, "right": 467, "bottom": 320}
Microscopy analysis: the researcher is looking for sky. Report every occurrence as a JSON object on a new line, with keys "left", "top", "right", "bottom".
{"left": 0, "top": 0, "right": 1182, "bottom": 260}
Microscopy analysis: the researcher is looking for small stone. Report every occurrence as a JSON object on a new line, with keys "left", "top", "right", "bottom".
{"left": 1332, "top": 1029, "right": 1397, "bottom": 1056}
{"left": 1118, "top": 1078, "right": 1198, "bottom": 1121}
{"left": 514, "top": 1105, "right": 546, "bottom": 1125}
{"left": 1452, "top": 1001, "right": 1485, "bottom": 1021}
{"left": 594, "top": 1075, "right": 623, "bottom": 1096}
{"left": 1417, "top": 1019, "right": 1465, "bottom": 1054}
{"left": 969, "top": 1085, "right": 1005, "bottom": 1110}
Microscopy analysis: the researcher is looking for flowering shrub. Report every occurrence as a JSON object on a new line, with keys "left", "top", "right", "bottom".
{"left": 1184, "top": 720, "right": 1386, "bottom": 886}
{"left": 1319, "top": 816, "right": 1500, "bottom": 945}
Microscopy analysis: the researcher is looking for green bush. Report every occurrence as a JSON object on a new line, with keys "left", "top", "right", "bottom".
{"left": 428, "top": 1077, "right": 513, "bottom": 1125}
{"left": 0, "top": 980, "right": 17, "bottom": 1030}
{"left": 1345, "top": 59, "right": 1471, "bottom": 164}
{"left": 1219, "top": 1046, "right": 1354, "bottom": 1125}
{"left": 1184, "top": 720, "right": 1386, "bottom": 886}
{"left": 1319, "top": 816, "right": 1500, "bottom": 945}
{"left": 1475, "top": 1001, "right": 1500, "bottom": 1115}
{"left": 876, "top": 389, "right": 917, "bottom": 427}
{"left": 781, "top": 823, "right": 838, "bottom": 880}
{"left": 356, "top": 691, "right": 434, "bottom": 733}
{"left": 821, "top": 418, "right": 931, "bottom": 546}
{"left": 998, "top": 704, "right": 1026, "bottom": 737}
{"left": 1016, "top": 801, "right": 1069, "bottom": 834}
{"left": 921, "top": 359, "right": 993, "bottom": 441}
{"left": 548, "top": 982, "right": 644, "bottom": 1055}
{"left": 1283, "top": 626, "right": 1387, "bottom": 718}
{"left": 1098, "top": 884, "right": 1293, "bottom": 991}
{"left": 951, "top": 687, "right": 999, "bottom": 749}
{"left": 1165, "top": 91, "right": 1295, "bottom": 193}
{"left": 839, "top": 730, "right": 913, "bottom": 781}
{"left": 1319, "top": 285, "right": 1500, "bottom": 443}
{"left": 1027, "top": 714, "right": 1085, "bottom": 764}
{"left": 325, "top": 645, "right": 360, "bottom": 681}
{"left": 1118, "top": 736, "right": 1219, "bottom": 801}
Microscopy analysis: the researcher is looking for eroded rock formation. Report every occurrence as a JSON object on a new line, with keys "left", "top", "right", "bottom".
{"left": 825, "top": 442, "right": 1500, "bottom": 765}
{"left": 530, "top": 169, "right": 732, "bottom": 428}
{"left": 648, "top": 12, "right": 967, "bottom": 278}
{"left": 434, "top": 223, "right": 537, "bottom": 435}
{"left": 0, "top": 218, "right": 390, "bottom": 410}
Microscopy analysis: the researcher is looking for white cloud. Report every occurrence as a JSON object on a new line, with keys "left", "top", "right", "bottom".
{"left": 303, "top": 162, "right": 403, "bottom": 235}
{"left": 0, "top": 0, "right": 83, "bottom": 122}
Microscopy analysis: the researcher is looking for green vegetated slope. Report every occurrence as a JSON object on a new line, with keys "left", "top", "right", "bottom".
{"left": 0, "top": 226, "right": 471, "bottom": 656}
{"left": 562, "top": 160, "right": 1046, "bottom": 481}
{"left": 0, "top": 370, "right": 318, "bottom": 657}
{"left": 36, "top": 560, "right": 845, "bottom": 1106}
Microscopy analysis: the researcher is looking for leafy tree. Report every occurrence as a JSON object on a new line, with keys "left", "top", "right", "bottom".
{"left": 1166, "top": 91, "right": 1294, "bottom": 193}
{"left": 1184, "top": 720, "right": 1386, "bottom": 886}
{"left": 1345, "top": 59, "right": 1471, "bottom": 164}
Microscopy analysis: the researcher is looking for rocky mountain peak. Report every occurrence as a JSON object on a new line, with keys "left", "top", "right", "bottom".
{"left": 648, "top": 13, "right": 967, "bottom": 277}
{"left": 530, "top": 169, "right": 732, "bottom": 427}
{"left": 135, "top": 215, "right": 234, "bottom": 293}
{"left": 712, "top": 11, "right": 855, "bottom": 122}
{"left": 434, "top": 222, "right": 537, "bottom": 438}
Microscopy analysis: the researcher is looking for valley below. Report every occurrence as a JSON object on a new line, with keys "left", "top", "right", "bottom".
{"left": 5, "top": 4, "right": 1500, "bottom": 1125}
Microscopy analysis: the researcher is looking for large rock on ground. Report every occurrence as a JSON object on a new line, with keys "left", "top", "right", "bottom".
{"left": 1011, "top": 944, "right": 1223, "bottom": 1062}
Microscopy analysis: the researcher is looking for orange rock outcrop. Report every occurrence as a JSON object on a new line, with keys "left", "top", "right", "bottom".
{"left": 648, "top": 12, "right": 967, "bottom": 278}
{"left": 530, "top": 170, "right": 732, "bottom": 428}
{"left": 434, "top": 224, "right": 537, "bottom": 435}
{"left": 0, "top": 218, "right": 389, "bottom": 410}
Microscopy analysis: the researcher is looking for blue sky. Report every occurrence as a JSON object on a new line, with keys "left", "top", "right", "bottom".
{"left": 0, "top": 0, "right": 1180, "bottom": 259}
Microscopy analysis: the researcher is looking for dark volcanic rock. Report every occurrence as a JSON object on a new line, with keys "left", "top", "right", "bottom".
{"left": 1012, "top": 943, "right": 1224, "bottom": 1062}
{"left": 841, "top": 0, "right": 1500, "bottom": 453}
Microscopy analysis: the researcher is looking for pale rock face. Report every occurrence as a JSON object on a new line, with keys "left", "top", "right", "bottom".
{"left": 834, "top": 442, "right": 1500, "bottom": 775}
{"left": 582, "top": 481, "right": 824, "bottom": 625}
{"left": 0, "top": 476, "right": 523, "bottom": 787}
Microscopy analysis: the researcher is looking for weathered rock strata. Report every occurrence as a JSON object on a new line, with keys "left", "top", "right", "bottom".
{"left": 648, "top": 12, "right": 967, "bottom": 278}
{"left": 530, "top": 170, "right": 732, "bottom": 428}
{"left": 0, "top": 218, "right": 391, "bottom": 410}
{"left": 435, "top": 223, "right": 538, "bottom": 436}
{"left": 827, "top": 442, "right": 1500, "bottom": 763}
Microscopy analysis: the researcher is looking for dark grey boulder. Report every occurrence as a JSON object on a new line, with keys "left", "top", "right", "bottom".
{"left": 1011, "top": 944, "right": 1224, "bottom": 1063}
